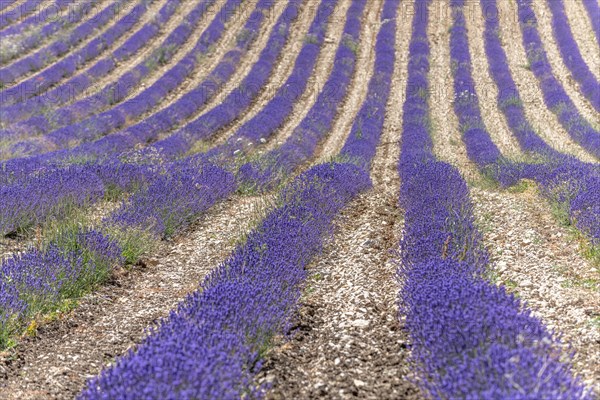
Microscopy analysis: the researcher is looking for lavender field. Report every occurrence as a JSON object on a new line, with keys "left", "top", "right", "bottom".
{"left": 0, "top": 0, "right": 598, "bottom": 398}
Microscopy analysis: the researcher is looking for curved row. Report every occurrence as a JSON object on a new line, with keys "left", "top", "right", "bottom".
{"left": 1, "top": 0, "right": 76, "bottom": 37}
{"left": 0, "top": 0, "right": 42, "bottom": 31}
{"left": 0, "top": 0, "right": 102, "bottom": 66}
{"left": 396, "top": 1, "right": 590, "bottom": 397}
{"left": 0, "top": 0, "right": 180, "bottom": 131}
{"left": 582, "top": 0, "right": 600, "bottom": 46}
{"left": 480, "top": 0, "right": 600, "bottom": 244}
{"left": 230, "top": 0, "right": 365, "bottom": 189}
{"left": 3, "top": 0, "right": 238, "bottom": 157}
{"left": 545, "top": 0, "right": 600, "bottom": 112}
{"left": 0, "top": 0, "right": 127, "bottom": 84}
{"left": 516, "top": 0, "right": 600, "bottom": 159}
{"left": 0, "top": 0, "right": 283, "bottom": 342}
{"left": 0, "top": 1, "right": 19, "bottom": 13}
{"left": 0, "top": 0, "right": 156, "bottom": 107}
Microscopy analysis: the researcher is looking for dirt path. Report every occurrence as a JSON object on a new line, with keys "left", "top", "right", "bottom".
{"left": 8, "top": 0, "right": 160, "bottom": 89}
{"left": 2, "top": 0, "right": 114, "bottom": 68}
{"left": 429, "top": 1, "right": 600, "bottom": 389}
{"left": 471, "top": 186, "right": 600, "bottom": 391}
{"left": 0, "top": 195, "right": 272, "bottom": 399}
{"left": 496, "top": 0, "right": 597, "bottom": 163}
{"left": 259, "top": 3, "right": 419, "bottom": 399}
{"left": 208, "top": 0, "right": 348, "bottom": 149}
{"left": 531, "top": 0, "right": 599, "bottom": 124}
{"left": 463, "top": 0, "right": 522, "bottom": 159}
{"left": 563, "top": 0, "right": 600, "bottom": 81}
{"left": 316, "top": 1, "right": 379, "bottom": 161}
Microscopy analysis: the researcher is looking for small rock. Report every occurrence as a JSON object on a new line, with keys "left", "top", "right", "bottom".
{"left": 353, "top": 379, "right": 366, "bottom": 387}
{"left": 520, "top": 279, "right": 533, "bottom": 288}
{"left": 352, "top": 319, "right": 370, "bottom": 328}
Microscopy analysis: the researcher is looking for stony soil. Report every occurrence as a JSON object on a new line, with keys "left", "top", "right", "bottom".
{"left": 0, "top": 195, "right": 271, "bottom": 399}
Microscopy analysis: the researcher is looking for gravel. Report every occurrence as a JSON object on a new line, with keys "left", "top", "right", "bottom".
{"left": 259, "top": 4, "right": 419, "bottom": 397}
{"left": 0, "top": 195, "right": 271, "bottom": 399}
{"left": 496, "top": 0, "right": 597, "bottom": 163}
{"left": 471, "top": 186, "right": 600, "bottom": 392}
{"left": 530, "top": 0, "right": 600, "bottom": 124}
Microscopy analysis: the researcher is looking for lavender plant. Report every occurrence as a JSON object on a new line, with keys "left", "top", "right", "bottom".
{"left": 397, "top": 1, "right": 591, "bottom": 397}
{"left": 0, "top": 228, "right": 123, "bottom": 347}
{"left": 0, "top": 0, "right": 175, "bottom": 127}
{"left": 79, "top": 162, "right": 370, "bottom": 399}
{"left": 546, "top": 0, "right": 600, "bottom": 112}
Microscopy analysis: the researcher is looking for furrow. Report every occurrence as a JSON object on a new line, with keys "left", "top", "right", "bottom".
{"left": 496, "top": 0, "right": 597, "bottom": 162}
{"left": 316, "top": 1, "right": 379, "bottom": 161}
{"left": 531, "top": 0, "right": 599, "bottom": 123}
{"left": 0, "top": 195, "right": 269, "bottom": 399}
{"left": 562, "top": 0, "right": 600, "bottom": 81}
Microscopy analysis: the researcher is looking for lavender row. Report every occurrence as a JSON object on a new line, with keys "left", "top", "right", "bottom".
{"left": 77, "top": 3, "right": 392, "bottom": 394}
{"left": 144, "top": 0, "right": 339, "bottom": 161}
{"left": 0, "top": 0, "right": 153, "bottom": 107}
{"left": 582, "top": 0, "right": 600, "bottom": 46}
{"left": 5, "top": 0, "right": 292, "bottom": 170}
{"left": 234, "top": 0, "right": 365, "bottom": 190}
{"left": 0, "top": 0, "right": 128, "bottom": 84}
{"left": 0, "top": 0, "right": 179, "bottom": 131}
{"left": 546, "top": 0, "right": 600, "bottom": 112}
{"left": 0, "top": 0, "right": 99, "bottom": 65}
{"left": 1, "top": 0, "right": 73, "bottom": 37}
{"left": 0, "top": 1, "right": 18, "bottom": 13}
{"left": 3, "top": 0, "right": 236, "bottom": 157}
{"left": 0, "top": 0, "right": 279, "bottom": 234}
{"left": 0, "top": 0, "right": 41, "bottom": 31}
{"left": 11, "top": 0, "right": 369, "bottom": 390}
{"left": 451, "top": 0, "right": 600, "bottom": 243}
{"left": 481, "top": 0, "right": 600, "bottom": 243}
{"left": 80, "top": 161, "right": 370, "bottom": 399}
{"left": 62, "top": 0, "right": 302, "bottom": 233}
{"left": 0, "top": 228, "right": 123, "bottom": 347}
{"left": 188, "top": 0, "right": 341, "bottom": 163}
{"left": 396, "top": 1, "right": 589, "bottom": 398}
{"left": 81, "top": 0, "right": 303, "bottom": 160}
{"left": 0, "top": 156, "right": 234, "bottom": 347}
{"left": 339, "top": 0, "right": 396, "bottom": 170}
{"left": 516, "top": 0, "right": 600, "bottom": 159}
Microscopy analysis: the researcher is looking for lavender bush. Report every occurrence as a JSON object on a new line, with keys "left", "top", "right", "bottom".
{"left": 80, "top": 162, "right": 370, "bottom": 399}
{"left": 0, "top": 0, "right": 176, "bottom": 127}
{"left": 397, "top": 1, "right": 591, "bottom": 397}
{"left": 0, "top": 229, "right": 122, "bottom": 347}
{"left": 546, "top": 0, "right": 600, "bottom": 112}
